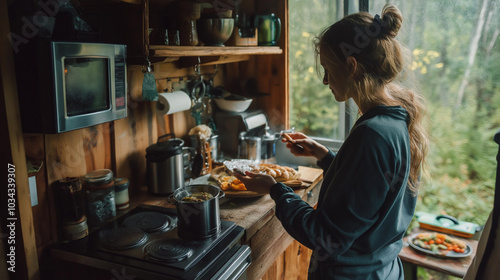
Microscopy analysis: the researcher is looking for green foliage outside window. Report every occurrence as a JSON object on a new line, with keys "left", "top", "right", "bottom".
{"left": 289, "top": 0, "right": 499, "bottom": 237}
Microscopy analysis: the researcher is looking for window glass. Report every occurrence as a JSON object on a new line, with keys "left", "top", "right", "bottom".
{"left": 288, "top": 0, "right": 343, "bottom": 139}
{"left": 369, "top": 0, "right": 497, "bottom": 227}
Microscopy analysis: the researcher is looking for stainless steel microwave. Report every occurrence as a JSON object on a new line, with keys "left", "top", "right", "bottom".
{"left": 14, "top": 41, "right": 127, "bottom": 133}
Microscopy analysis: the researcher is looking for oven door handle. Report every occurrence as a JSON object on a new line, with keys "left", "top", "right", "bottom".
{"left": 210, "top": 245, "right": 252, "bottom": 280}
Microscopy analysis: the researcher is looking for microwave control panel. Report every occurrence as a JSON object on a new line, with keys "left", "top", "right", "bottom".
{"left": 114, "top": 55, "right": 126, "bottom": 109}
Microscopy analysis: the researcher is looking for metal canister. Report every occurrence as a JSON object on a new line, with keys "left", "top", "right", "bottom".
{"left": 190, "top": 134, "right": 220, "bottom": 161}
{"left": 146, "top": 135, "right": 185, "bottom": 195}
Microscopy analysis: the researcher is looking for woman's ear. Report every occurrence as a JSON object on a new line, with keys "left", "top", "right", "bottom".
{"left": 346, "top": 56, "right": 358, "bottom": 77}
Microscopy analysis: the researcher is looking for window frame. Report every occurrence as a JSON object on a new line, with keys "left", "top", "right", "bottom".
{"left": 300, "top": 0, "right": 367, "bottom": 151}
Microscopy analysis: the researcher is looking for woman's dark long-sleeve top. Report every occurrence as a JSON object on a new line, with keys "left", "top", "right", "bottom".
{"left": 269, "top": 106, "right": 417, "bottom": 279}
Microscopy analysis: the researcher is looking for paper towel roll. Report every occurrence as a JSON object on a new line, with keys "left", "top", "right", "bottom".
{"left": 156, "top": 91, "right": 192, "bottom": 115}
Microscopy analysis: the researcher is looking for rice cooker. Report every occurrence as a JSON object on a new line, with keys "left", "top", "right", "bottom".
{"left": 146, "top": 134, "right": 185, "bottom": 195}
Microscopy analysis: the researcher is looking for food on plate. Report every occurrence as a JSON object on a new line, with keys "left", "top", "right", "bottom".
{"left": 411, "top": 232, "right": 467, "bottom": 255}
{"left": 181, "top": 192, "right": 214, "bottom": 202}
{"left": 219, "top": 174, "right": 247, "bottom": 191}
{"left": 223, "top": 159, "right": 257, "bottom": 175}
{"left": 254, "top": 163, "right": 300, "bottom": 182}
{"left": 213, "top": 160, "right": 302, "bottom": 191}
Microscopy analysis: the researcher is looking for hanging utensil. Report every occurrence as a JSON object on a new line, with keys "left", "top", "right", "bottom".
{"left": 190, "top": 61, "right": 206, "bottom": 125}
{"left": 141, "top": 0, "right": 158, "bottom": 101}
{"left": 142, "top": 57, "right": 158, "bottom": 101}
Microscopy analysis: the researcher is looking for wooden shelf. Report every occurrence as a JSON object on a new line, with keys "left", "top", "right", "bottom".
{"left": 149, "top": 45, "right": 283, "bottom": 57}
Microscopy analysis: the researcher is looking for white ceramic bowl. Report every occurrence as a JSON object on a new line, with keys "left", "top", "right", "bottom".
{"left": 213, "top": 97, "right": 252, "bottom": 112}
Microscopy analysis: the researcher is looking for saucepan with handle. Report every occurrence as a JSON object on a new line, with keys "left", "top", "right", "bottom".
{"left": 167, "top": 184, "right": 225, "bottom": 240}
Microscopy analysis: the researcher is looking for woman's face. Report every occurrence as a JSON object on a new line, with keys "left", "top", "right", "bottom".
{"left": 319, "top": 47, "right": 350, "bottom": 102}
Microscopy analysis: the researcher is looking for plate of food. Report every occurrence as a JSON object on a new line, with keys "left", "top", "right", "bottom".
{"left": 408, "top": 232, "right": 473, "bottom": 258}
{"left": 210, "top": 160, "right": 303, "bottom": 197}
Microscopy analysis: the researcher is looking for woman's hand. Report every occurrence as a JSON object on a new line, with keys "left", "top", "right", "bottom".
{"left": 233, "top": 172, "right": 277, "bottom": 195}
{"left": 282, "top": 132, "right": 329, "bottom": 160}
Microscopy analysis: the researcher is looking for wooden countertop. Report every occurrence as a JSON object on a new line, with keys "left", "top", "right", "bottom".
{"left": 142, "top": 166, "right": 323, "bottom": 240}
{"left": 140, "top": 166, "right": 324, "bottom": 279}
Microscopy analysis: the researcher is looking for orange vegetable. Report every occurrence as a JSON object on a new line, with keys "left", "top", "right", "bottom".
{"left": 428, "top": 240, "right": 435, "bottom": 245}
{"left": 436, "top": 234, "right": 446, "bottom": 240}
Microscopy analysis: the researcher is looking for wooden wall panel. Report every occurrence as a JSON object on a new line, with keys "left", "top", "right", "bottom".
{"left": 113, "top": 84, "right": 157, "bottom": 197}
{"left": 24, "top": 135, "right": 58, "bottom": 258}
{"left": 45, "top": 124, "right": 112, "bottom": 185}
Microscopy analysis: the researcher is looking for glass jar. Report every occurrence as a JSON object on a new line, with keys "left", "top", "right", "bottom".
{"left": 113, "top": 177, "right": 130, "bottom": 210}
{"left": 55, "top": 177, "right": 85, "bottom": 224}
{"left": 83, "top": 169, "right": 116, "bottom": 228}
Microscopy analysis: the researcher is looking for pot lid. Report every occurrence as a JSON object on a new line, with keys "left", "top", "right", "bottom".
{"left": 146, "top": 139, "right": 183, "bottom": 161}
{"left": 262, "top": 125, "right": 278, "bottom": 142}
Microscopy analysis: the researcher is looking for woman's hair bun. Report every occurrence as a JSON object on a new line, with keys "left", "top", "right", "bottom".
{"left": 380, "top": 4, "right": 403, "bottom": 38}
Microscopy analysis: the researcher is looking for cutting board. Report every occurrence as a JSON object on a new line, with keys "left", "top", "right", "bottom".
{"left": 297, "top": 166, "right": 323, "bottom": 188}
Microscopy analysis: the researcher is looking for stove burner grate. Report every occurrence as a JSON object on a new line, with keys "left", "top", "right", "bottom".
{"left": 145, "top": 239, "right": 193, "bottom": 262}
{"left": 101, "top": 227, "right": 148, "bottom": 251}
{"left": 122, "top": 211, "right": 174, "bottom": 233}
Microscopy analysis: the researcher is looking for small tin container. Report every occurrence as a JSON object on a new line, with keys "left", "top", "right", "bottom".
{"left": 113, "top": 177, "right": 130, "bottom": 210}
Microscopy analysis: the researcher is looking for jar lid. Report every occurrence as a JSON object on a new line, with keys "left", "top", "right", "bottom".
{"left": 114, "top": 177, "right": 130, "bottom": 191}
{"left": 83, "top": 169, "right": 114, "bottom": 185}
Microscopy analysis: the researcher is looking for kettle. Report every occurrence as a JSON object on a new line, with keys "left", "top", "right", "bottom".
{"left": 254, "top": 13, "right": 281, "bottom": 46}
{"left": 261, "top": 126, "right": 295, "bottom": 163}
{"left": 146, "top": 133, "right": 186, "bottom": 195}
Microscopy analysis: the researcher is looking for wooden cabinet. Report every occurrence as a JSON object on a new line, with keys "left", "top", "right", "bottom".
{"left": 262, "top": 239, "right": 313, "bottom": 280}
{"left": 2, "top": 0, "right": 291, "bottom": 279}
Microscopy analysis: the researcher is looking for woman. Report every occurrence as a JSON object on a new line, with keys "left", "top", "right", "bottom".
{"left": 235, "top": 4, "right": 429, "bottom": 279}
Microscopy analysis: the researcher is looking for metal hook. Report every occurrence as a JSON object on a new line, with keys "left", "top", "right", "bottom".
{"left": 142, "top": 56, "right": 152, "bottom": 73}
{"left": 194, "top": 56, "right": 202, "bottom": 76}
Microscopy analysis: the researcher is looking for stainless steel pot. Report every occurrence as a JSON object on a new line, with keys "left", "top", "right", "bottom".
{"left": 168, "top": 184, "right": 225, "bottom": 240}
{"left": 238, "top": 132, "right": 261, "bottom": 162}
{"left": 146, "top": 134, "right": 185, "bottom": 195}
{"left": 182, "top": 146, "right": 197, "bottom": 179}
{"left": 190, "top": 134, "right": 220, "bottom": 161}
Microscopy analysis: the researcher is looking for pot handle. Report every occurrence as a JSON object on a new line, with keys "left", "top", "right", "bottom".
{"left": 218, "top": 190, "right": 226, "bottom": 199}
{"left": 158, "top": 133, "right": 176, "bottom": 144}
{"left": 167, "top": 194, "right": 177, "bottom": 205}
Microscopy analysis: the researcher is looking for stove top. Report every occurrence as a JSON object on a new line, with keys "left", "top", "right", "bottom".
{"left": 50, "top": 204, "right": 251, "bottom": 280}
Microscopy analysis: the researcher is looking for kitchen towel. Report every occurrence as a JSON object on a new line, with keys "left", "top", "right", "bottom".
{"left": 156, "top": 91, "right": 192, "bottom": 115}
